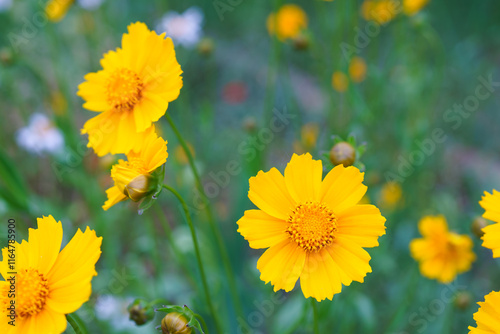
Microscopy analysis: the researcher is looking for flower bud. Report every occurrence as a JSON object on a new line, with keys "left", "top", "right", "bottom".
{"left": 161, "top": 312, "right": 193, "bottom": 334}
{"left": 128, "top": 299, "right": 155, "bottom": 326}
{"left": 197, "top": 37, "right": 215, "bottom": 56}
{"left": 329, "top": 142, "right": 356, "bottom": 167}
{"left": 124, "top": 174, "right": 152, "bottom": 202}
{"left": 454, "top": 291, "right": 472, "bottom": 310}
{"left": 471, "top": 216, "right": 489, "bottom": 238}
{"left": 292, "top": 33, "right": 310, "bottom": 50}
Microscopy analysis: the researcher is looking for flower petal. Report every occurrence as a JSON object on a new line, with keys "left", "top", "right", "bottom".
{"left": 320, "top": 165, "right": 367, "bottom": 214}
{"left": 480, "top": 190, "right": 500, "bottom": 223}
{"left": 284, "top": 153, "right": 323, "bottom": 203}
{"left": 336, "top": 205, "right": 386, "bottom": 248}
{"left": 299, "top": 249, "right": 343, "bottom": 301}
{"left": 256, "top": 239, "right": 306, "bottom": 292}
{"left": 102, "top": 186, "right": 127, "bottom": 211}
{"left": 248, "top": 167, "right": 296, "bottom": 220}
{"left": 237, "top": 210, "right": 289, "bottom": 249}
{"left": 26, "top": 216, "right": 63, "bottom": 275}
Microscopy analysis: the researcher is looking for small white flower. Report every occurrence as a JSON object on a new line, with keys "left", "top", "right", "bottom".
{"left": 77, "top": 0, "right": 104, "bottom": 10}
{"left": 0, "top": 0, "right": 12, "bottom": 12}
{"left": 156, "top": 7, "right": 204, "bottom": 48}
{"left": 16, "top": 113, "right": 64, "bottom": 155}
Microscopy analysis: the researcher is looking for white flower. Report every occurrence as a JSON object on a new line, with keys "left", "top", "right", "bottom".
{"left": 156, "top": 7, "right": 204, "bottom": 48}
{"left": 0, "top": 0, "right": 12, "bottom": 12}
{"left": 16, "top": 113, "right": 64, "bottom": 155}
{"left": 77, "top": 0, "right": 104, "bottom": 10}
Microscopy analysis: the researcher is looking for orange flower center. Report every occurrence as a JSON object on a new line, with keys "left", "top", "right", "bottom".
{"left": 106, "top": 68, "right": 144, "bottom": 110}
{"left": 287, "top": 202, "right": 337, "bottom": 252}
{"left": 0, "top": 268, "right": 50, "bottom": 319}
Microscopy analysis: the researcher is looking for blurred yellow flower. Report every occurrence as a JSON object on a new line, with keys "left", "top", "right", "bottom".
{"left": 267, "top": 4, "right": 308, "bottom": 41}
{"left": 410, "top": 215, "right": 476, "bottom": 283}
{"left": 237, "top": 153, "right": 386, "bottom": 301}
{"left": 348, "top": 57, "right": 367, "bottom": 83}
{"left": 332, "top": 71, "right": 349, "bottom": 93}
{"left": 403, "top": 0, "right": 430, "bottom": 16}
{"left": 174, "top": 143, "right": 196, "bottom": 165}
{"left": 78, "top": 22, "right": 183, "bottom": 156}
{"left": 103, "top": 129, "right": 168, "bottom": 210}
{"left": 0, "top": 215, "right": 102, "bottom": 334}
{"left": 45, "top": 0, "right": 74, "bottom": 22}
{"left": 479, "top": 190, "right": 500, "bottom": 257}
{"left": 361, "top": 0, "right": 398, "bottom": 24}
{"left": 378, "top": 181, "right": 402, "bottom": 209}
{"left": 469, "top": 291, "right": 500, "bottom": 333}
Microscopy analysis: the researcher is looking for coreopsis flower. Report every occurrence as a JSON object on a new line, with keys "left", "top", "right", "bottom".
{"left": 77, "top": 22, "right": 183, "bottom": 156}
{"left": 237, "top": 153, "right": 386, "bottom": 301}
{"left": 0, "top": 215, "right": 102, "bottom": 333}
{"left": 267, "top": 4, "right": 308, "bottom": 41}
{"left": 410, "top": 215, "right": 476, "bottom": 283}
{"left": 479, "top": 190, "right": 500, "bottom": 257}
{"left": 348, "top": 57, "right": 367, "bottom": 83}
{"left": 16, "top": 113, "right": 64, "bottom": 155}
{"left": 403, "top": 0, "right": 430, "bottom": 16}
{"left": 469, "top": 290, "right": 500, "bottom": 333}
{"left": 103, "top": 129, "right": 168, "bottom": 210}
{"left": 45, "top": 0, "right": 74, "bottom": 22}
{"left": 331, "top": 71, "right": 349, "bottom": 93}
{"left": 156, "top": 7, "right": 204, "bottom": 48}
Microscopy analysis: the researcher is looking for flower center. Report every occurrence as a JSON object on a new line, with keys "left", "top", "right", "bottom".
{"left": 287, "top": 202, "right": 337, "bottom": 252}
{"left": 106, "top": 68, "right": 143, "bottom": 110}
{"left": 1, "top": 268, "right": 50, "bottom": 319}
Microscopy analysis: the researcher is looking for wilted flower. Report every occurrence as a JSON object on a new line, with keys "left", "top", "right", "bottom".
{"left": 156, "top": 7, "right": 204, "bottom": 48}
{"left": 16, "top": 113, "right": 64, "bottom": 155}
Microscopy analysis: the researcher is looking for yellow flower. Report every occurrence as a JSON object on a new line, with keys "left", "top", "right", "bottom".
{"left": 348, "top": 57, "right": 367, "bottom": 83}
{"left": 267, "top": 4, "right": 308, "bottom": 41}
{"left": 77, "top": 22, "right": 183, "bottom": 156}
{"left": 361, "top": 0, "right": 398, "bottom": 24}
{"left": 45, "top": 0, "right": 74, "bottom": 22}
{"left": 403, "top": 0, "right": 430, "bottom": 16}
{"left": 237, "top": 153, "right": 386, "bottom": 301}
{"left": 332, "top": 71, "right": 349, "bottom": 93}
{"left": 103, "top": 128, "right": 168, "bottom": 210}
{"left": 378, "top": 181, "right": 402, "bottom": 209}
{"left": 409, "top": 215, "right": 476, "bottom": 283}
{"left": 0, "top": 215, "right": 102, "bottom": 334}
{"left": 479, "top": 190, "right": 500, "bottom": 257}
{"left": 469, "top": 291, "right": 500, "bottom": 333}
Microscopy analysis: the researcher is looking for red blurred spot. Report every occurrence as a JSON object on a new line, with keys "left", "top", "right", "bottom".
{"left": 222, "top": 81, "right": 248, "bottom": 104}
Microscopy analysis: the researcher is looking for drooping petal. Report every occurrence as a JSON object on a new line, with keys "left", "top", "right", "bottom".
{"left": 237, "top": 210, "right": 289, "bottom": 249}
{"left": 102, "top": 186, "right": 127, "bottom": 211}
{"left": 284, "top": 153, "right": 323, "bottom": 203}
{"left": 256, "top": 239, "right": 306, "bottom": 292}
{"left": 248, "top": 168, "right": 296, "bottom": 220}
{"left": 320, "top": 165, "right": 367, "bottom": 214}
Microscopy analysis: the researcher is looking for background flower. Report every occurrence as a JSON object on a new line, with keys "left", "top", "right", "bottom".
{"left": 16, "top": 113, "right": 64, "bottom": 155}
{"left": 156, "top": 7, "right": 204, "bottom": 48}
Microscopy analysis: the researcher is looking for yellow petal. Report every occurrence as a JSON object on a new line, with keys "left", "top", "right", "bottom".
{"left": 325, "top": 236, "right": 372, "bottom": 284}
{"left": 284, "top": 153, "right": 323, "bottom": 203}
{"left": 236, "top": 210, "right": 289, "bottom": 249}
{"left": 336, "top": 204, "right": 386, "bottom": 247}
{"left": 418, "top": 215, "right": 448, "bottom": 237}
{"left": 299, "top": 250, "right": 343, "bottom": 301}
{"left": 248, "top": 168, "right": 296, "bottom": 220}
{"left": 320, "top": 164, "right": 367, "bottom": 214}
{"left": 480, "top": 190, "right": 500, "bottom": 223}
{"left": 256, "top": 239, "right": 306, "bottom": 292}
{"left": 102, "top": 185, "right": 127, "bottom": 211}
{"left": 26, "top": 216, "right": 63, "bottom": 275}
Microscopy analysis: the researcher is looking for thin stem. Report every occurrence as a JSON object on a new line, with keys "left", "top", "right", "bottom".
{"left": 164, "top": 111, "right": 244, "bottom": 319}
{"left": 311, "top": 299, "right": 319, "bottom": 334}
{"left": 162, "top": 184, "right": 219, "bottom": 334}
{"left": 195, "top": 313, "right": 209, "bottom": 334}
{"left": 67, "top": 313, "right": 89, "bottom": 334}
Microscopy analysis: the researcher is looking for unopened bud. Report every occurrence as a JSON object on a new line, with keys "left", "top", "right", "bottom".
{"left": 161, "top": 312, "right": 193, "bottom": 334}
{"left": 454, "top": 291, "right": 472, "bottom": 310}
{"left": 197, "top": 37, "right": 215, "bottom": 56}
{"left": 292, "top": 33, "right": 309, "bottom": 50}
{"left": 471, "top": 216, "right": 489, "bottom": 238}
{"left": 329, "top": 142, "right": 356, "bottom": 167}
{"left": 128, "top": 299, "right": 155, "bottom": 326}
{"left": 124, "top": 174, "right": 152, "bottom": 202}
{"left": 242, "top": 116, "right": 257, "bottom": 133}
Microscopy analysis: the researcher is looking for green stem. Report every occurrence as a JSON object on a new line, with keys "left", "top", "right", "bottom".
{"left": 161, "top": 184, "right": 220, "bottom": 334}
{"left": 195, "top": 313, "right": 209, "bottom": 334}
{"left": 67, "top": 313, "right": 88, "bottom": 334}
{"left": 164, "top": 111, "right": 244, "bottom": 320}
{"left": 311, "top": 299, "right": 319, "bottom": 334}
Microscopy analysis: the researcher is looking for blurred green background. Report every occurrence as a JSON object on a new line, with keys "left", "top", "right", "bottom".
{"left": 1, "top": 0, "right": 500, "bottom": 333}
